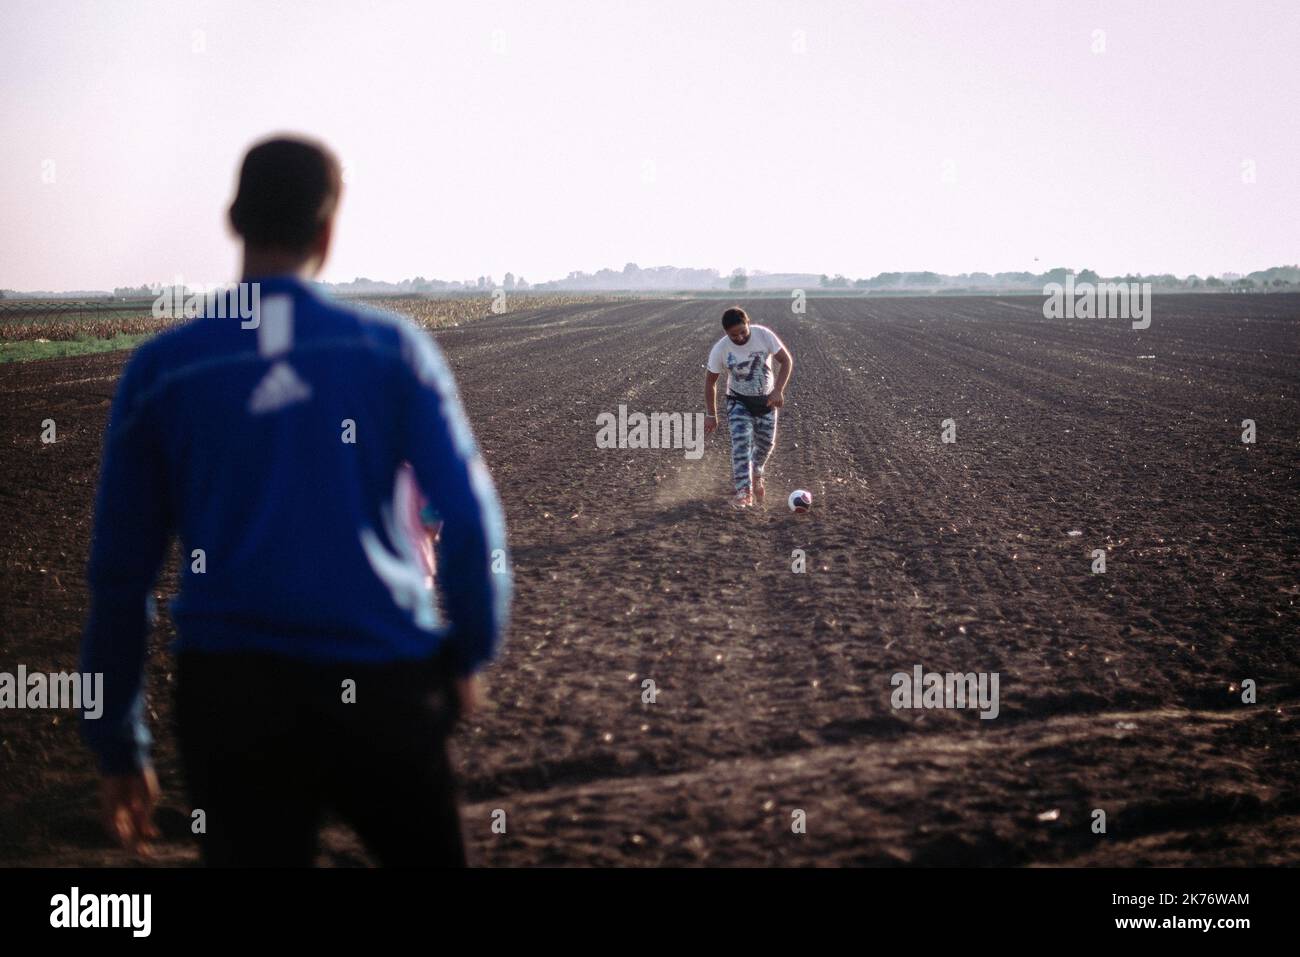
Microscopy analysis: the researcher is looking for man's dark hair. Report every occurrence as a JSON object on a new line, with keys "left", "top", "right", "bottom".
{"left": 721, "top": 306, "right": 749, "bottom": 330}
{"left": 229, "top": 136, "right": 343, "bottom": 250}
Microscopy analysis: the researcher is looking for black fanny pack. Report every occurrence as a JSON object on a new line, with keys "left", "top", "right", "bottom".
{"left": 727, "top": 391, "right": 773, "bottom": 416}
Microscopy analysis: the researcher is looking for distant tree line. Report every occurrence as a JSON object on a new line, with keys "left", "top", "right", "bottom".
{"left": 10, "top": 264, "right": 1299, "bottom": 299}
{"left": 817, "top": 265, "right": 1300, "bottom": 292}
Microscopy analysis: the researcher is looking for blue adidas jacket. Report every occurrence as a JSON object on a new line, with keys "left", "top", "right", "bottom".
{"left": 80, "top": 276, "right": 511, "bottom": 774}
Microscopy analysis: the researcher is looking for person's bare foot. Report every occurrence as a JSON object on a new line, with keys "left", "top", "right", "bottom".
{"left": 753, "top": 475, "right": 766, "bottom": 504}
{"left": 731, "top": 487, "right": 754, "bottom": 508}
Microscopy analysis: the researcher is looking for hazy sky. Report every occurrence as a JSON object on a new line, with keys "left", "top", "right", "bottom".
{"left": 2, "top": 0, "right": 1297, "bottom": 290}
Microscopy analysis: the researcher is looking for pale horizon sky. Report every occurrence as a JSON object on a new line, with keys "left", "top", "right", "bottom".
{"left": 2, "top": 0, "right": 1297, "bottom": 291}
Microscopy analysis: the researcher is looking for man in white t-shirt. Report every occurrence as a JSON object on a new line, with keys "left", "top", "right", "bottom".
{"left": 704, "top": 306, "right": 794, "bottom": 507}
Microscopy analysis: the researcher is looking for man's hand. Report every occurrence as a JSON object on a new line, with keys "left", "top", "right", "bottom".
{"left": 767, "top": 391, "right": 785, "bottom": 410}
{"left": 100, "top": 766, "right": 160, "bottom": 857}
{"left": 455, "top": 674, "right": 484, "bottom": 719}
{"left": 704, "top": 371, "right": 721, "bottom": 435}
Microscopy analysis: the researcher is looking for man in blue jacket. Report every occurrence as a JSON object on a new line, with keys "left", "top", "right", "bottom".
{"left": 80, "top": 136, "right": 511, "bottom": 866}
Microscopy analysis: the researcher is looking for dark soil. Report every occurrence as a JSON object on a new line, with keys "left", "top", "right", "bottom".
{"left": 2, "top": 294, "right": 1297, "bottom": 866}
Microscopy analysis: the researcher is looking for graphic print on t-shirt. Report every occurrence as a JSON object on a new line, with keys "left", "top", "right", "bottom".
{"left": 708, "top": 325, "right": 784, "bottom": 397}
{"left": 727, "top": 352, "right": 766, "bottom": 386}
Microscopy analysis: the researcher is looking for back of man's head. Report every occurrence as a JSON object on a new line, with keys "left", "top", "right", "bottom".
{"left": 229, "top": 136, "right": 342, "bottom": 251}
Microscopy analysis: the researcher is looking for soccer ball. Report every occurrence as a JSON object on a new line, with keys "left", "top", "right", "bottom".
{"left": 788, "top": 489, "right": 812, "bottom": 512}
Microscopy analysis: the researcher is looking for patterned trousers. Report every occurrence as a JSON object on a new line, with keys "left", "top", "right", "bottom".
{"left": 727, "top": 399, "right": 778, "bottom": 493}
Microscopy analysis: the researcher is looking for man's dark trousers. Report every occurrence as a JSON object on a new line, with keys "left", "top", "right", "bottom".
{"left": 174, "top": 647, "right": 466, "bottom": 867}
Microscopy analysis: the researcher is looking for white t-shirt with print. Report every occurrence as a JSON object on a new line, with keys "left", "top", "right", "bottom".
{"left": 707, "top": 324, "right": 785, "bottom": 397}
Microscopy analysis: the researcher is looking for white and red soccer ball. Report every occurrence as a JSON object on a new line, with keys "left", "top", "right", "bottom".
{"left": 787, "top": 489, "right": 812, "bottom": 513}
